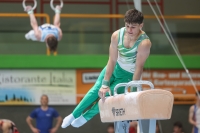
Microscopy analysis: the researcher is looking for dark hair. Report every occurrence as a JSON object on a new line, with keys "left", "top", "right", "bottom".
{"left": 47, "top": 36, "right": 58, "bottom": 52}
{"left": 173, "top": 121, "right": 183, "bottom": 128}
{"left": 107, "top": 123, "right": 114, "bottom": 128}
{"left": 124, "top": 9, "right": 143, "bottom": 24}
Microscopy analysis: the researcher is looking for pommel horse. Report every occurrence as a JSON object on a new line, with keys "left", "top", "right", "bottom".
{"left": 98, "top": 80, "right": 174, "bottom": 133}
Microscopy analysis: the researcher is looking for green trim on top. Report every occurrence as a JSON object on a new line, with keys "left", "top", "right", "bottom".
{"left": 0, "top": 55, "right": 108, "bottom": 69}
{"left": 0, "top": 55, "right": 199, "bottom": 69}
{"left": 144, "top": 55, "right": 200, "bottom": 69}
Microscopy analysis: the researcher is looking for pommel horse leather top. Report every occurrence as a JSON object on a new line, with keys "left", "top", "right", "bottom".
{"left": 99, "top": 89, "right": 174, "bottom": 122}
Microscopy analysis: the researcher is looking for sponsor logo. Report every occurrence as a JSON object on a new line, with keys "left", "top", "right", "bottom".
{"left": 82, "top": 72, "right": 100, "bottom": 83}
{"left": 112, "top": 107, "right": 125, "bottom": 117}
{"left": 46, "top": 114, "right": 51, "bottom": 117}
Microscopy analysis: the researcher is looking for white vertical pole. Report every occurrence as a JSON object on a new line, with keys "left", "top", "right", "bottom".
{"left": 133, "top": 0, "right": 142, "bottom": 12}
{"left": 149, "top": 119, "right": 156, "bottom": 133}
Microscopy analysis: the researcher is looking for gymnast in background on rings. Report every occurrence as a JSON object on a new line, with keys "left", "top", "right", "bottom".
{"left": 24, "top": 0, "right": 63, "bottom": 54}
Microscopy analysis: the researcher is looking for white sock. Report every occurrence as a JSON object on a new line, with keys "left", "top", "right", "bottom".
{"left": 61, "top": 114, "right": 75, "bottom": 128}
{"left": 71, "top": 115, "right": 87, "bottom": 128}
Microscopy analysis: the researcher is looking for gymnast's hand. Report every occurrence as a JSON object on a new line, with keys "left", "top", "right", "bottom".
{"left": 98, "top": 86, "right": 111, "bottom": 102}
{"left": 24, "top": 6, "right": 33, "bottom": 12}
{"left": 55, "top": 5, "right": 62, "bottom": 10}
{"left": 49, "top": 127, "right": 57, "bottom": 133}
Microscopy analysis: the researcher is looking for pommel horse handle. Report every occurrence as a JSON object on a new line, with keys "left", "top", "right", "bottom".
{"left": 113, "top": 80, "right": 154, "bottom": 96}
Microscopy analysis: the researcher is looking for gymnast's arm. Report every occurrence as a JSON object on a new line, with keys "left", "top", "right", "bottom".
{"left": 28, "top": 14, "right": 41, "bottom": 40}
{"left": 26, "top": 116, "right": 40, "bottom": 133}
{"left": 104, "top": 30, "right": 118, "bottom": 81}
{"left": 53, "top": 6, "right": 62, "bottom": 41}
{"left": 133, "top": 39, "right": 151, "bottom": 80}
{"left": 25, "top": 6, "right": 41, "bottom": 40}
{"left": 189, "top": 105, "right": 197, "bottom": 127}
{"left": 98, "top": 30, "right": 118, "bottom": 99}
{"left": 50, "top": 116, "right": 62, "bottom": 133}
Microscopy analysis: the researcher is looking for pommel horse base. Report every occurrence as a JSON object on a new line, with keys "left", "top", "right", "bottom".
{"left": 98, "top": 81, "right": 174, "bottom": 133}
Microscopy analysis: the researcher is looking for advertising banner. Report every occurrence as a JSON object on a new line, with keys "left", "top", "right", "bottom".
{"left": 76, "top": 69, "right": 200, "bottom": 104}
{"left": 0, "top": 70, "right": 76, "bottom": 105}
{"left": 142, "top": 70, "right": 200, "bottom": 94}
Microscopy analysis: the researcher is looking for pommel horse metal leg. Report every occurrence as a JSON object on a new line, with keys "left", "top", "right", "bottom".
{"left": 114, "top": 121, "right": 130, "bottom": 133}
{"left": 113, "top": 81, "right": 156, "bottom": 133}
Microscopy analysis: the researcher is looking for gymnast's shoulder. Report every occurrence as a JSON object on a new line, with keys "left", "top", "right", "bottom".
{"left": 110, "top": 30, "right": 120, "bottom": 43}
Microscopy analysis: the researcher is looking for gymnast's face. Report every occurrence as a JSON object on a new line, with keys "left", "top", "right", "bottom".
{"left": 107, "top": 127, "right": 114, "bottom": 133}
{"left": 125, "top": 22, "right": 143, "bottom": 36}
{"left": 40, "top": 95, "right": 49, "bottom": 106}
